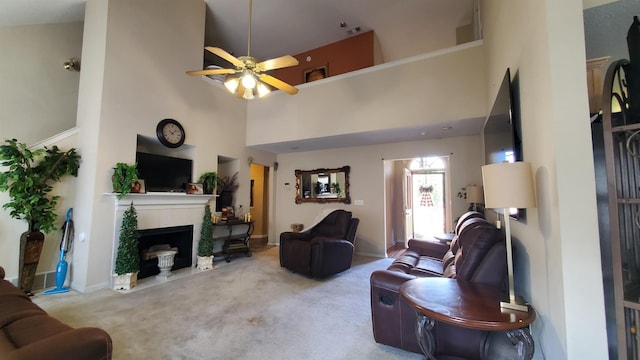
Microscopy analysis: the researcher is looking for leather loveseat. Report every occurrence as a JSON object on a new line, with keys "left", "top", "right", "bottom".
{"left": 370, "top": 212, "right": 507, "bottom": 358}
{"left": 0, "top": 266, "right": 112, "bottom": 360}
{"left": 280, "top": 209, "right": 360, "bottom": 278}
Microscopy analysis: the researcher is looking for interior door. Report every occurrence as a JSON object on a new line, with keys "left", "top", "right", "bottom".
{"left": 403, "top": 168, "right": 414, "bottom": 244}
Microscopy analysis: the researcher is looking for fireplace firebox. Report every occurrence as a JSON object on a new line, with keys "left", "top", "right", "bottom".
{"left": 137, "top": 225, "right": 193, "bottom": 279}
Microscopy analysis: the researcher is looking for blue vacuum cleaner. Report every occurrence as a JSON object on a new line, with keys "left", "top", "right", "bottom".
{"left": 44, "top": 208, "right": 74, "bottom": 295}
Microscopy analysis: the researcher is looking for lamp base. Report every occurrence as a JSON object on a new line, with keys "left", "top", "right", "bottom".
{"left": 500, "top": 296, "right": 530, "bottom": 313}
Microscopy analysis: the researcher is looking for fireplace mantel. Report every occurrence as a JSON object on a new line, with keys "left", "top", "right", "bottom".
{"left": 108, "top": 192, "right": 214, "bottom": 287}
{"left": 107, "top": 192, "right": 213, "bottom": 208}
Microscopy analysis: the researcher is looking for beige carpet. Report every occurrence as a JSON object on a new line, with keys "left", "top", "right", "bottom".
{"left": 32, "top": 247, "right": 422, "bottom": 360}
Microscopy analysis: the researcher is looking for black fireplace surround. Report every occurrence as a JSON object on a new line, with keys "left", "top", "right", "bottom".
{"left": 137, "top": 225, "right": 193, "bottom": 279}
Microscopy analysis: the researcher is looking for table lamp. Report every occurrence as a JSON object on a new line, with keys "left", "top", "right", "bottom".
{"left": 482, "top": 161, "right": 536, "bottom": 312}
{"left": 466, "top": 185, "right": 484, "bottom": 212}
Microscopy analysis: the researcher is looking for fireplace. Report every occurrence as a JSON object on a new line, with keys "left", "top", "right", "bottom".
{"left": 137, "top": 225, "right": 193, "bottom": 279}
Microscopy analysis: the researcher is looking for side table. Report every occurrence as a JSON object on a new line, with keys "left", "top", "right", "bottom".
{"left": 400, "top": 277, "right": 536, "bottom": 360}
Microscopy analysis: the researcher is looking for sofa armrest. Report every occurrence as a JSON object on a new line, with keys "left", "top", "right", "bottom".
{"left": 7, "top": 327, "right": 112, "bottom": 360}
{"left": 309, "top": 238, "right": 354, "bottom": 278}
{"left": 407, "top": 239, "right": 449, "bottom": 258}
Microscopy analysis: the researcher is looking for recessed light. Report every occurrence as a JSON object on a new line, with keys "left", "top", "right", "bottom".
{"left": 420, "top": 131, "right": 427, "bottom": 136}
{"left": 441, "top": 126, "right": 452, "bottom": 131}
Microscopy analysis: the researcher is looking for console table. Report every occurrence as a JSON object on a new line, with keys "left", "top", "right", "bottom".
{"left": 212, "top": 221, "right": 254, "bottom": 263}
{"left": 400, "top": 277, "right": 536, "bottom": 360}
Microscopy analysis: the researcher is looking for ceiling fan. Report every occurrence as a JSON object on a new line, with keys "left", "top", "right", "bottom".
{"left": 186, "top": 0, "right": 299, "bottom": 99}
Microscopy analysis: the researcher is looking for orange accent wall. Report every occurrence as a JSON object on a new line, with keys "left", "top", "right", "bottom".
{"left": 274, "top": 30, "right": 374, "bottom": 86}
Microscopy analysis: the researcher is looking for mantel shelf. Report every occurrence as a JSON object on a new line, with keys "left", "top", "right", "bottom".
{"left": 105, "top": 192, "right": 214, "bottom": 208}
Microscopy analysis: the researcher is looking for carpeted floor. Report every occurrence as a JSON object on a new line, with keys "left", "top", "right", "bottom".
{"left": 32, "top": 247, "right": 422, "bottom": 360}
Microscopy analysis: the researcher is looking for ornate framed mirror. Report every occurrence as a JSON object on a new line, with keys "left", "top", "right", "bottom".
{"left": 295, "top": 166, "right": 351, "bottom": 204}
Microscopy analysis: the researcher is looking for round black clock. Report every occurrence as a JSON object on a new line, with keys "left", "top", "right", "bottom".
{"left": 156, "top": 119, "right": 185, "bottom": 148}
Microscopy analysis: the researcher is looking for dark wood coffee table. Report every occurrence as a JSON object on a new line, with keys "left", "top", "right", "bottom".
{"left": 400, "top": 277, "right": 536, "bottom": 360}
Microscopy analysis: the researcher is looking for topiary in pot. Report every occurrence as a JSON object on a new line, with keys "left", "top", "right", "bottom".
{"left": 196, "top": 204, "right": 214, "bottom": 270}
{"left": 114, "top": 202, "right": 139, "bottom": 290}
{"left": 0, "top": 138, "right": 81, "bottom": 295}
{"left": 112, "top": 162, "right": 138, "bottom": 200}
{"left": 198, "top": 172, "right": 217, "bottom": 195}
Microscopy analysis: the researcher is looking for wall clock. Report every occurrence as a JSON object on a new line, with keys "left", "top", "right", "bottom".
{"left": 156, "top": 119, "right": 185, "bottom": 148}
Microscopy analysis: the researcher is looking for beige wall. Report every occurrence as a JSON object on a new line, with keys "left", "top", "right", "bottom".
{"left": 483, "top": 0, "right": 607, "bottom": 358}
{"left": 246, "top": 42, "right": 486, "bottom": 148}
{"left": 274, "top": 135, "right": 483, "bottom": 256}
{"left": 0, "top": 22, "right": 83, "bottom": 144}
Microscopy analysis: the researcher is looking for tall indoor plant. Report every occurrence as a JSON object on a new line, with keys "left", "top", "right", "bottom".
{"left": 196, "top": 204, "right": 214, "bottom": 270}
{"left": 0, "top": 138, "right": 81, "bottom": 295}
{"left": 114, "top": 202, "right": 139, "bottom": 290}
{"left": 216, "top": 172, "right": 239, "bottom": 211}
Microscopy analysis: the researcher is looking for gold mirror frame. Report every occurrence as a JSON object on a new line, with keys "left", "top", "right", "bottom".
{"left": 295, "top": 166, "right": 351, "bottom": 204}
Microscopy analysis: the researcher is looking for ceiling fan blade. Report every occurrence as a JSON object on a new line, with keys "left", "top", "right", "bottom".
{"left": 186, "top": 68, "right": 236, "bottom": 76}
{"left": 206, "top": 46, "right": 245, "bottom": 68}
{"left": 259, "top": 74, "right": 299, "bottom": 95}
{"left": 257, "top": 55, "right": 299, "bottom": 72}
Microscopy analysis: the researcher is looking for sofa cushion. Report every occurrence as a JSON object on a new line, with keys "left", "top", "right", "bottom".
{"left": 3, "top": 315, "right": 72, "bottom": 348}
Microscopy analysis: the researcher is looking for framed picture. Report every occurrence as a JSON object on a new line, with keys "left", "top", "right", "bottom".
{"left": 187, "top": 183, "right": 203, "bottom": 195}
{"left": 131, "top": 179, "right": 146, "bottom": 194}
{"left": 304, "top": 65, "right": 327, "bottom": 83}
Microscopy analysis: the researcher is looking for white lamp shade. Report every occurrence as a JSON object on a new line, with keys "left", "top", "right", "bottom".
{"left": 466, "top": 185, "right": 484, "bottom": 203}
{"left": 482, "top": 162, "right": 536, "bottom": 209}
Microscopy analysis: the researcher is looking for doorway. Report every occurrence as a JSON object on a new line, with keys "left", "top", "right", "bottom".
{"left": 386, "top": 156, "right": 451, "bottom": 257}
{"left": 249, "top": 163, "right": 270, "bottom": 248}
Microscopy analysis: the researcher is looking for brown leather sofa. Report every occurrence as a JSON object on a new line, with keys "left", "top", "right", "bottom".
{"left": 370, "top": 212, "right": 507, "bottom": 358}
{"left": 280, "top": 209, "right": 360, "bottom": 278}
{"left": 0, "top": 266, "right": 112, "bottom": 360}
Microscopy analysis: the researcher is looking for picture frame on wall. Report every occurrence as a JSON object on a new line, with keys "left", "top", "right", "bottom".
{"left": 131, "top": 179, "right": 146, "bottom": 194}
{"left": 304, "top": 65, "right": 327, "bottom": 83}
{"left": 187, "top": 183, "right": 203, "bottom": 195}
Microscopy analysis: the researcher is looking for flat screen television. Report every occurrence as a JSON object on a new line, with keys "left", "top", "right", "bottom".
{"left": 135, "top": 152, "right": 192, "bottom": 192}
{"left": 482, "top": 68, "right": 523, "bottom": 219}
{"left": 483, "top": 68, "right": 522, "bottom": 164}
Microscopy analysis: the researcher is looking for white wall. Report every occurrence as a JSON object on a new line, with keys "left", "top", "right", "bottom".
{"left": 70, "top": 0, "right": 251, "bottom": 291}
{"left": 274, "top": 135, "right": 483, "bottom": 257}
{"left": 246, "top": 42, "right": 487, "bottom": 147}
{"left": 482, "top": 0, "right": 607, "bottom": 358}
{"left": 0, "top": 22, "right": 83, "bottom": 145}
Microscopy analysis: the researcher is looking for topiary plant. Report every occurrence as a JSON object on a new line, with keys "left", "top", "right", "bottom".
{"left": 115, "top": 202, "right": 139, "bottom": 275}
{"left": 197, "top": 204, "right": 214, "bottom": 257}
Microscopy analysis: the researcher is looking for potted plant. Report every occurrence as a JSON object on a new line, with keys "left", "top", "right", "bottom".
{"left": 196, "top": 204, "right": 214, "bottom": 270}
{"left": 216, "top": 172, "right": 239, "bottom": 211}
{"left": 114, "top": 202, "right": 139, "bottom": 290}
{"left": 0, "top": 139, "right": 81, "bottom": 295}
{"left": 112, "top": 162, "right": 138, "bottom": 200}
{"left": 198, "top": 172, "right": 218, "bottom": 195}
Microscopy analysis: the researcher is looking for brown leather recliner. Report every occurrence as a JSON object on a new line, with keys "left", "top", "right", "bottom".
{"left": 370, "top": 212, "right": 507, "bottom": 358}
{"left": 280, "top": 209, "right": 360, "bottom": 278}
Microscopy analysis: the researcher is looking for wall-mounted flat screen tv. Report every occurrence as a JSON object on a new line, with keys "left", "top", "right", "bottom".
{"left": 482, "top": 68, "right": 523, "bottom": 219}
{"left": 483, "top": 68, "right": 522, "bottom": 164}
{"left": 136, "top": 152, "right": 192, "bottom": 192}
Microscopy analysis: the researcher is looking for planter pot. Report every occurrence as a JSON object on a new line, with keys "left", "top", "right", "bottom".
{"left": 19, "top": 230, "right": 45, "bottom": 296}
{"left": 113, "top": 272, "right": 138, "bottom": 290}
{"left": 196, "top": 255, "right": 214, "bottom": 270}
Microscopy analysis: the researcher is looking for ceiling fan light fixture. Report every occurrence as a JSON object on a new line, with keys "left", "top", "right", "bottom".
{"left": 241, "top": 72, "right": 257, "bottom": 89}
{"left": 257, "top": 82, "right": 271, "bottom": 97}
{"left": 224, "top": 76, "right": 240, "bottom": 93}
{"left": 243, "top": 88, "right": 255, "bottom": 100}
